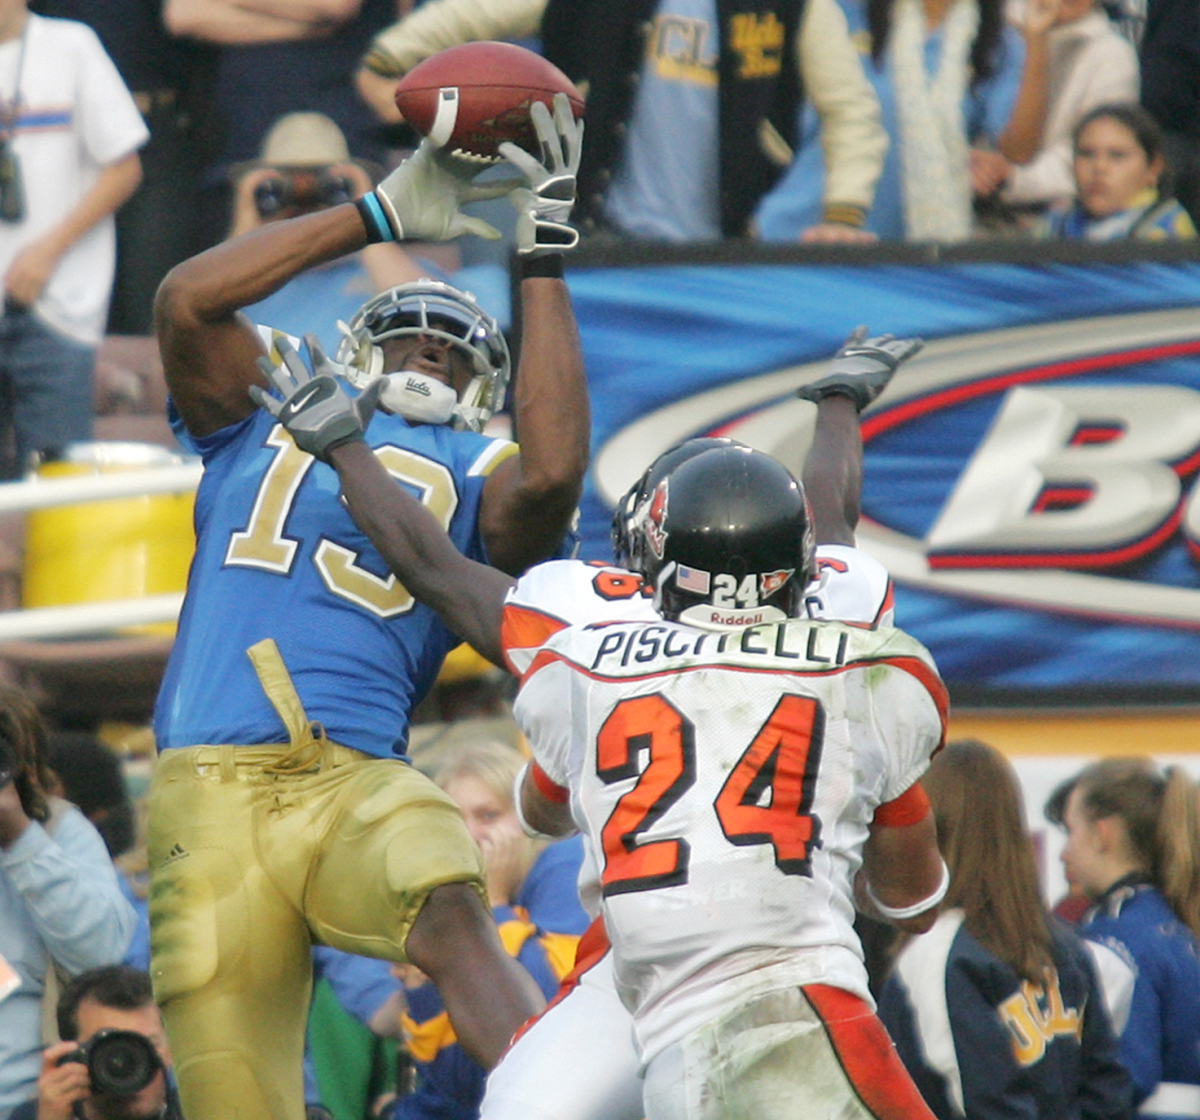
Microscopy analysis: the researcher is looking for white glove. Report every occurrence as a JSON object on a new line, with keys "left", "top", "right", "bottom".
{"left": 499, "top": 93, "right": 583, "bottom": 256}
{"left": 372, "top": 140, "right": 512, "bottom": 242}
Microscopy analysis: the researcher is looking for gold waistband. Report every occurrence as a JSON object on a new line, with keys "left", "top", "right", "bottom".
{"left": 164, "top": 742, "right": 374, "bottom": 781}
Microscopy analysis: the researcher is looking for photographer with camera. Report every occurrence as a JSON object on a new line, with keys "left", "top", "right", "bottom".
{"left": 10, "top": 966, "right": 178, "bottom": 1120}
{"left": 225, "top": 111, "right": 430, "bottom": 354}
{"left": 0, "top": 687, "right": 135, "bottom": 1120}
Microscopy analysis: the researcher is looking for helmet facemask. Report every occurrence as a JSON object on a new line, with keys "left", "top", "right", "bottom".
{"left": 335, "top": 280, "right": 511, "bottom": 432}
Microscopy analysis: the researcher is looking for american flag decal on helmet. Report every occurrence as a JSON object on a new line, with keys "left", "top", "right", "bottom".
{"left": 675, "top": 565, "right": 711, "bottom": 594}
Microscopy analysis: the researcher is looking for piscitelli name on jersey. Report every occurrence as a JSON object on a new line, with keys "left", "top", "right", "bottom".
{"left": 589, "top": 621, "right": 851, "bottom": 673}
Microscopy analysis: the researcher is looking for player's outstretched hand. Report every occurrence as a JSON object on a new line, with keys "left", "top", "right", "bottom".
{"left": 370, "top": 139, "right": 512, "bottom": 242}
{"left": 250, "top": 334, "right": 384, "bottom": 461}
{"left": 795, "top": 326, "right": 924, "bottom": 412}
{"left": 499, "top": 93, "right": 583, "bottom": 256}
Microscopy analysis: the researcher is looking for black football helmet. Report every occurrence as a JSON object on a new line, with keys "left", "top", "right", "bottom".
{"left": 638, "top": 445, "right": 816, "bottom": 630}
{"left": 611, "top": 437, "right": 739, "bottom": 575}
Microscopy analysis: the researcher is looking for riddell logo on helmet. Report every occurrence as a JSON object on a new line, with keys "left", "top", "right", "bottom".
{"left": 643, "top": 480, "right": 669, "bottom": 560}
{"left": 708, "top": 607, "right": 769, "bottom": 626}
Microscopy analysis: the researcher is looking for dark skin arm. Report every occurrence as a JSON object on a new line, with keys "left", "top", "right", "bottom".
{"left": 855, "top": 805, "right": 944, "bottom": 934}
{"left": 477, "top": 273, "right": 589, "bottom": 575}
{"left": 328, "top": 440, "right": 514, "bottom": 664}
{"left": 155, "top": 204, "right": 371, "bottom": 438}
{"left": 156, "top": 200, "right": 587, "bottom": 574}
{"left": 804, "top": 394, "right": 862, "bottom": 546}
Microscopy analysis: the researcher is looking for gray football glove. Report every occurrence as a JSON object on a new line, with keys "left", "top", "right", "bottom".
{"left": 373, "top": 139, "right": 512, "bottom": 242}
{"left": 795, "top": 326, "right": 925, "bottom": 412}
{"left": 250, "top": 334, "right": 384, "bottom": 460}
{"left": 499, "top": 93, "right": 583, "bottom": 256}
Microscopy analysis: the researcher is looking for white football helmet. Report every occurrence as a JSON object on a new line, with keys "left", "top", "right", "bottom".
{"left": 335, "top": 279, "right": 511, "bottom": 431}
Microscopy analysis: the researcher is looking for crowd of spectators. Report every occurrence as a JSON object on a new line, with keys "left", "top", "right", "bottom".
{"left": 2, "top": 1, "right": 1200, "bottom": 1119}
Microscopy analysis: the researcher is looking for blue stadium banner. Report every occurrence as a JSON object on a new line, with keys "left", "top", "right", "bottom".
{"left": 560, "top": 241, "right": 1200, "bottom": 705}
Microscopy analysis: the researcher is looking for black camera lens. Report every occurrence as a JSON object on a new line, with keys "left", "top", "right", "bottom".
{"left": 317, "top": 173, "right": 355, "bottom": 207}
{"left": 58, "top": 1030, "right": 162, "bottom": 1097}
{"left": 253, "top": 176, "right": 293, "bottom": 218}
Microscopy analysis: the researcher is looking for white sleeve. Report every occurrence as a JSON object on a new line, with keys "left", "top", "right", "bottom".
{"left": 864, "top": 639, "right": 947, "bottom": 801}
{"left": 514, "top": 655, "right": 577, "bottom": 791}
{"left": 72, "top": 24, "right": 149, "bottom": 165}
{"left": 797, "top": 0, "right": 888, "bottom": 218}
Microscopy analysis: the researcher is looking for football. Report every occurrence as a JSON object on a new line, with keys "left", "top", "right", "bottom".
{"left": 393, "top": 41, "right": 584, "bottom": 160}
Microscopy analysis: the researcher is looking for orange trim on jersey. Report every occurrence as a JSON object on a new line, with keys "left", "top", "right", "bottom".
{"left": 872, "top": 781, "right": 931, "bottom": 828}
{"left": 802, "top": 984, "right": 938, "bottom": 1120}
{"left": 531, "top": 761, "right": 569, "bottom": 804}
{"left": 520, "top": 646, "right": 949, "bottom": 747}
{"left": 500, "top": 603, "right": 569, "bottom": 674}
{"left": 506, "top": 916, "right": 612, "bottom": 1051}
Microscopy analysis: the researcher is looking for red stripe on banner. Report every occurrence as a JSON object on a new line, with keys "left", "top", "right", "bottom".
{"left": 861, "top": 339, "right": 1200, "bottom": 442}
{"left": 927, "top": 502, "right": 1183, "bottom": 570}
{"left": 803, "top": 984, "right": 937, "bottom": 1120}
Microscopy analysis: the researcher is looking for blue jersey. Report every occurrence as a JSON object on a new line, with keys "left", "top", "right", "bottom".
{"left": 880, "top": 911, "right": 1133, "bottom": 1120}
{"left": 154, "top": 404, "right": 515, "bottom": 757}
{"left": 1083, "top": 879, "right": 1200, "bottom": 1106}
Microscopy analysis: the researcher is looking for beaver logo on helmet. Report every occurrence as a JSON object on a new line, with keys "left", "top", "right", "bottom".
{"left": 642, "top": 478, "right": 670, "bottom": 561}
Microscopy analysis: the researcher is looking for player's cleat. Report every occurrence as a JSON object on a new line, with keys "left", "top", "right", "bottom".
{"left": 795, "top": 326, "right": 924, "bottom": 412}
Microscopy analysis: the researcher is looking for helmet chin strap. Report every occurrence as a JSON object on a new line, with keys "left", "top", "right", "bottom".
{"left": 378, "top": 370, "right": 461, "bottom": 425}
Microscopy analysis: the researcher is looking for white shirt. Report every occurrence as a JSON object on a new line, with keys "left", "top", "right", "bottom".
{"left": 0, "top": 15, "right": 148, "bottom": 344}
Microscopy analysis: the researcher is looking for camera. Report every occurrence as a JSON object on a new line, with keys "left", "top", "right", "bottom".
{"left": 0, "top": 137, "right": 24, "bottom": 224}
{"left": 58, "top": 1029, "right": 162, "bottom": 1097}
{"left": 253, "top": 168, "right": 355, "bottom": 218}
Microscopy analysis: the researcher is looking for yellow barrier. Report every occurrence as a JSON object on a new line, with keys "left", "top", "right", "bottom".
{"left": 22, "top": 443, "right": 196, "bottom": 633}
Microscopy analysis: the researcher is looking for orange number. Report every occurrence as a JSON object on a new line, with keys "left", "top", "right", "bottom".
{"left": 714, "top": 695, "right": 824, "bottom": 876}
{"left": 596, "top": 694, "right": 695, "bottom": 896}
{"left": 592, "top": 570, "right": 652, "bottom": 602}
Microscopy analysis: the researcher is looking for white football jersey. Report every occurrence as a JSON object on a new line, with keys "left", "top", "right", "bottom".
{"left": 513, "top": 616, "right": 946, "bottom": 1066}
{"left": 501, "top": 547, "right": 894, "bottom": 676}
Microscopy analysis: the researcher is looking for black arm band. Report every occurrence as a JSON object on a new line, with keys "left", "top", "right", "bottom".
{"left": 518, "top": 253, "right": 565, "bottom": 279}
{"left": 355, "top": 194, "right": 396, "bottom": 244}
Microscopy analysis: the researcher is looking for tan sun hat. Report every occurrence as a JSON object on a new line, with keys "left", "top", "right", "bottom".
{"left": 231, "top": 112, "right": 383, "bottom": 180}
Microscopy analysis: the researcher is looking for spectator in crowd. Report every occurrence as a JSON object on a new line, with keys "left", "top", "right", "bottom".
{"left": 1041, "top": 102, "right": 1197, "bottom": 238}
{"left": 879, "top": 739, "right": 1134, "bottom": 1120}
{"left": 355, "top": 0, "right": 889, "bottom": 243}
{"left": 755, "top": 0, "right": 1033, "bottom": 242}
{"left": 1056, "top": 757, "right": 1200, "bottom": 1113}
{"left": 0, "top": 0, "right": 147, "bottom": 479}
{"left": 146, "top": 101, "right": 586, "bottom": 1120}
{"left": 377, "top": 741, "right": 581, "bottom": 1120}
{"left": 28, "top": 0, "right": 213, "bottom": 335}
{"left": 44, "top": 732, "right": 150, "bottom": 973}
{"left": 10, "top": 965, "right": 180, "bottom": 1120}
{"left": 0, "top": 687, "right": 136, "bottom": 1120}
{"left": 434, "top": 740, "right": 589, "bottom": 946}
{"left": 162, "top": 0, "right": 400, "bottom": 249}
{"left": 229, "top": 111, "right": 428, "bottom": 354}
{"left": 970, "top": 0, "right": 1138, "bottom": 229}
{"left": 1136, "top": 0, "right": 1200, "bottom": 227}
